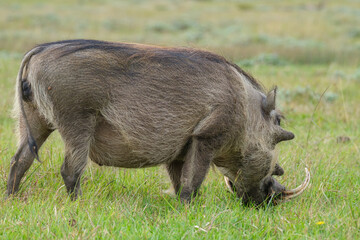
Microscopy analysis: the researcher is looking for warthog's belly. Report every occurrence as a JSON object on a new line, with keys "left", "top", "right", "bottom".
{"left": 88, "top": 117, "right": 186, "bottom": 168}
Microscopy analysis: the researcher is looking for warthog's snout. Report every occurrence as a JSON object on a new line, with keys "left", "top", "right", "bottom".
{"left": 224, "top": 168, "right": 310, "bottom": 206}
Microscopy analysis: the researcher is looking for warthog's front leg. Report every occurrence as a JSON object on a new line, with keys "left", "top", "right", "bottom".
{"left": 177, "top": 107, "right": 230, "bottom": 202}
{"left": 178, "top": 138, "right": 213, "bottom": 202}
{"left": 166, "top": 160, "right": 184, "bottom": 194}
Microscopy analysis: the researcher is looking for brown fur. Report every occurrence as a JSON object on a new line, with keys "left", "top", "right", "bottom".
{"left": 7, "top": 39, "right": 294, "bottom": 204}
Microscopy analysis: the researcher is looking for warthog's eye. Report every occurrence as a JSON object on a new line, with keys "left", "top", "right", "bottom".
{"left": 270, "top": 110, "right": 282, "bottom": 126}
{"left": 273, "top": 112, "right": 284, "bottom": 126}
{"left": 275, "top": 116, "right": 281, "bottom": 126}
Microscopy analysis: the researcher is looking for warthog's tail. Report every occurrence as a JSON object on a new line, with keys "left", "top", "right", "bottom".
{"left": 16, "top": 46, "right": 45, "bottom": 162}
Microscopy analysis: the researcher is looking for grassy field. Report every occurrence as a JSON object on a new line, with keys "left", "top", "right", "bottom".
{"left": 0, "top": 0, "right": 359, "bottom": 239}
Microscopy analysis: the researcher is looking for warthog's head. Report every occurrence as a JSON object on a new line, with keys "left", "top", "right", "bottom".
{"left": 216, "top": 87, "right": 310, "bottom": 206}
{"left": 223, "top": 168, "right": 310, "bottom": 206}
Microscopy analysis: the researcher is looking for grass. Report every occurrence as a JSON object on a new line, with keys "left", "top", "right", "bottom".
{"left": 0, "top": 0, "right": 359, "bottom": 239}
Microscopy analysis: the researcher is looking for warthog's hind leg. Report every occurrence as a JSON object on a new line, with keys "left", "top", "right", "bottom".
{"left": 7, "top": 105, "right": 52, "bottom": 196}
{"left": 58, "top": 114, "right": 96, "bottom": 200}
{"left": 60, "top": 149, "right": 88, "bottom": 200}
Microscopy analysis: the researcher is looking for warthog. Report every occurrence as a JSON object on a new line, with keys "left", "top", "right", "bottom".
{"left": 7, "top": 39, "right": 309, "bottom": 205}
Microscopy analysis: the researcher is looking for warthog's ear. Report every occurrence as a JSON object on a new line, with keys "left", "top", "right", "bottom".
{"left": 262, "top": 86, "right": 277, "bottom": 115}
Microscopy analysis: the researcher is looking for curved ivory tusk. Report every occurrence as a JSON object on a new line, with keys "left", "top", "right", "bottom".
{"left": 281, "top": 168, "right": 310, "bottom": 201}
{"left": 224, "top": 176, "right": 234, "bottom": 193}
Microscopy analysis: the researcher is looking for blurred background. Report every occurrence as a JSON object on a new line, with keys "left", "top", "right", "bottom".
{"left": 1, "top": 0, "right": 360, "bottom": 65}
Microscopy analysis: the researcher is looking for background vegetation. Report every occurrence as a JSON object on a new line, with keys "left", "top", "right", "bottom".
{"left": 0, "top": 0, "right": 359, "bottom": 238}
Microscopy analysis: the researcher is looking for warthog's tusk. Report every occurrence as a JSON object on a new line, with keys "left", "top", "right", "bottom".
{"left": 224, "top": 176, "right": 234, "bottom": 193}
{"left": 281, "top": 168, "right": 310, "bottom": 201}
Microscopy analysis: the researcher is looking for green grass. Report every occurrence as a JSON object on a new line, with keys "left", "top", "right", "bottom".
{"left": 1, "top": 0, "right": 359, "bottom": 239}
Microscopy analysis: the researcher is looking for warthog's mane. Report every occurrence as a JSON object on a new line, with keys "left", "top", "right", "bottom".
{"left": 36, "top": 39, "right": 264, "bottom": 93}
